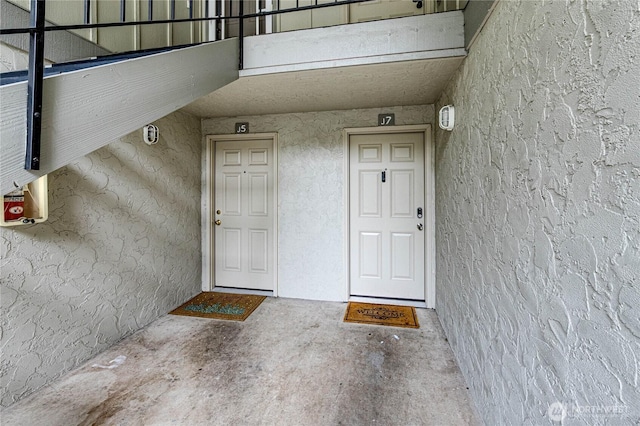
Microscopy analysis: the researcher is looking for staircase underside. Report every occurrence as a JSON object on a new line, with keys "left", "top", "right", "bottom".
{"left": 0, "top": 39, "right": 239, "bottom": 196}
{"left": 1, "top": 12, "right": 467, "bottom": 195}
{"left": 184, "top": 11, "right": 467, "bottom": 117}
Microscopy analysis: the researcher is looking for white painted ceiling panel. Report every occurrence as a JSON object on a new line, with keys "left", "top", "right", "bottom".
{"left": 182, "top": 56, "right": 465, "bottom": 118}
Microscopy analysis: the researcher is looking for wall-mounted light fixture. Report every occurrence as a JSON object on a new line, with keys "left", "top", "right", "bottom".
{"left": 143, "top": 124, "right": 159, "bottom": 145}
{"left": 438, "top": 105, "right": 455, "bottom": 131}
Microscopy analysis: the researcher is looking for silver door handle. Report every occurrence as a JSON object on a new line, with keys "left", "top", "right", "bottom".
{"left": 417, "top": 223, "right": 423, "bottom": 231}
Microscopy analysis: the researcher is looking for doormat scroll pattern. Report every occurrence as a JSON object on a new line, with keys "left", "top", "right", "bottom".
{"left": 170, "top": 292, "right": 266, "bottom": 321}
{"left": 343, "top": 302, "right": 419, "bottom": 329}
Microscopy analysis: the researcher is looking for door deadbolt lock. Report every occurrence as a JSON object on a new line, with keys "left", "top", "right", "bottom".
{"left": 417, "top": 207, "right": 423, "bottom": 219}
{"left": 216, "top": 210, "right": 221, "bottom": 215}
{"left": 215, "top": 220, "right": 222, "bottom": 226}
{"left": 417, "top": 223, "right": 423, "bottom": 231}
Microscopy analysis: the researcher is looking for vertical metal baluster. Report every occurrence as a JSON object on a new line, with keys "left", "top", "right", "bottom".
{"left": 120, "top": 0, "right": 126, "bottom": 21}
{"left": 188, "top": 0, "right": 193, "bottom": 43}
{"left": 25, "top": 0, "right": 45, "bottom": 171}
{"left": 239, "top": 0, "right": 244, "bottom": 69}
{"left": 84, "top": 0, "right": 91, "bottom": 24}
{"left": 255, "top": 0, "right": 260, "bottom": 35}
{"left": 219, "top": 0, "right": 225, "bottom": 40}
{"left": 148, "top": 0, "right": 153, "bottom": 20}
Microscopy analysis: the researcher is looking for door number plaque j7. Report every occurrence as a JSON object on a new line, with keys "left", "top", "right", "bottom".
{"left": 378, "top": 114, "right": 395, "bottom": 126}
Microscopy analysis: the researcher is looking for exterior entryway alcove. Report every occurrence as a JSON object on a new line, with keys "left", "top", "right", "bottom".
{"left": 204, "top": 133, "right": 279, "bottom": 296}
{"left": 345, "top": 125, "right": 435, "bottom": 308}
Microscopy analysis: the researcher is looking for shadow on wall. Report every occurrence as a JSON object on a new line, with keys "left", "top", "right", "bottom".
{"left": 0, "top": 113, "right": 203, "bottom": 406}
{"left": 2, "top": 129, "right": 202, "bottom": 322}
{"left": 11, "top": 133, "right": 199, "bottom": 261}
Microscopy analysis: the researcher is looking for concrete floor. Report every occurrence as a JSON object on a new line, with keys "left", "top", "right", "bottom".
{"left": 2, "top": 298, "right": 479, "bottom": 425}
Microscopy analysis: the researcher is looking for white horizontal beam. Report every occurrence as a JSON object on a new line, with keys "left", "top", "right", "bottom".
{"left": 240, "top": 48, "right": 467, "bottom": 77}
{"left": 1, "top": 39, "right": 238, "bottom": 195}
{"left": 242, "top": 11, "right": 465, "bottom": 75}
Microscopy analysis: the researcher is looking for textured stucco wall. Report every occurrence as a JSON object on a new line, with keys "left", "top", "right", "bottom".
{"left": 435, "top": 0, "right": 639, "bottom": 424}
{"left": 202, "top": 105, "right": 434, "bottom": 301}
{"left": 1, "top": 109, "right": 203, "bottom": 407}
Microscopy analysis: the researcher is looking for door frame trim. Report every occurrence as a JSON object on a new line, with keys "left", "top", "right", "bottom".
{"left": 202, "top": 133, "right": 279, "bottom": 296}
{"left": 343, "top": 125, "right": 435, "bottom": 308}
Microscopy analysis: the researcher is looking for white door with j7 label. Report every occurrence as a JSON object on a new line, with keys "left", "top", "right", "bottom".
{"left": 214, "top": 139, "right": 275, "bottom": 291}
{"left": 350, "top": 132, "right": 425, "bottom": 300}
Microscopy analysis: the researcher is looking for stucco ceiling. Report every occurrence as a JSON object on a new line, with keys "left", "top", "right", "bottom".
{"left": 181, "top": 56, "right": 465, "bottom": 118}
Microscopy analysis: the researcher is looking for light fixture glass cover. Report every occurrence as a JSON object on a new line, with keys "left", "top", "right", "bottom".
{"left": 143, "top": 124, "right": 159, "bottom": 145}
{"left": 438, "top": 105, "right": 455, "bottom": 131}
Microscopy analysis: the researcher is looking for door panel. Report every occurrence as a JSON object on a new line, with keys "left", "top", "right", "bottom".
{"left": 223, "top": 228, "right": 241, "bottom": 271}
{"left": 359, "top": 171, "right": 382, "bottom": 217}
{"left": 249, "top": 173, "right": 268, "bottom": 215}
{"left": 276, "top": 0, "right": 348, "bottom": 32}
{"left": 249, "top": 229, "right": 269, "bottom": 273}
{"left": 391, "top": 232, "right": 414, "bottom": 279}
{"left": 223, "top": 174, "right": 241, "bottom": 214}
{"left": 214, "top": 139, "right": 274, "bottom": 291}
{"left": 360, "top": 232, "right": 382, "bottom": 279}
{"left": 350, "top": 132, "right": 425, "bottom": 300}
{"left": 349, "top": 0, "right": 425, "bottom": 23}
{"left": 391, "top": 170, "right": 413, "bottom": 217}
{"left": 276, "top": 0, "right": 421, "bottom": 31}
{"left": 224, "top": 0, "right": 258, "bottom": 37}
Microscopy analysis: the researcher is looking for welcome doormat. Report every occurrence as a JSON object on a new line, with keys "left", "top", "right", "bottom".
{"left": 343, "top": 302, "right": 420, "bottom": 329}
{"left": 170, "top": 292, "right": 266, "bottom": 321}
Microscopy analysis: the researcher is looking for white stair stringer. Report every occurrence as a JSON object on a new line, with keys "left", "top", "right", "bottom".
{"left": 0, "top": 39, "right": 239, "bottom": 196}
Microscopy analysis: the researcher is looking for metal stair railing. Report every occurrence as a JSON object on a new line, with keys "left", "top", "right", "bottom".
{"left": 0, "top": 0, "right": 436, "bottom": 173}
{"left": 1, "top": 0, "right": 373, "bottom": 173}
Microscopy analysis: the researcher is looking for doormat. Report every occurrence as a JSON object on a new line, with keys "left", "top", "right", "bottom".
{"left": 343, "top": 302, "right": 419, "bottom": 329}
{"left": 170, "top": 292, "right": 266, "bottom": 321}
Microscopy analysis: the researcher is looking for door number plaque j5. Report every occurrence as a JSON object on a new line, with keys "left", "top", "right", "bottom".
{"left": 235, "top": 122, "right": 249, "bottom": 133}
